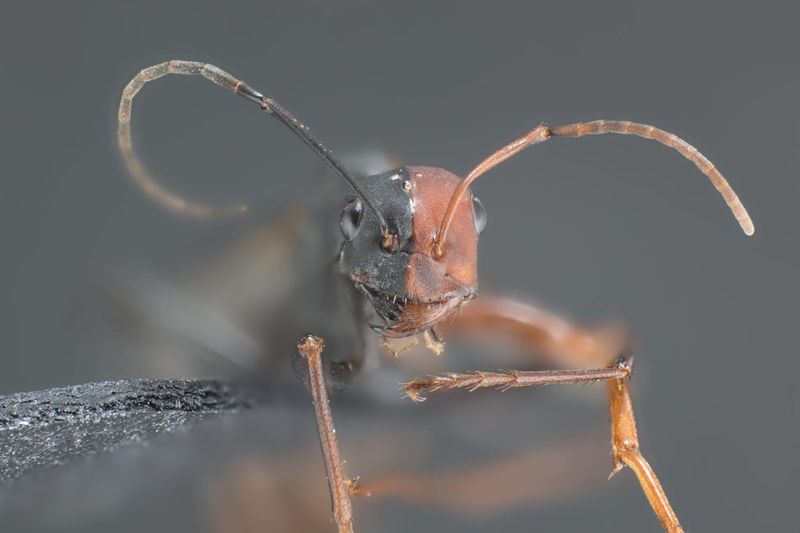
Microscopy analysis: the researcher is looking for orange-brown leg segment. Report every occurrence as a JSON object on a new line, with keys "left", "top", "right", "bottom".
{"left": 404, "top": 365, "right": 628, "bottom": 402}
{"left": 297, "top": 335, "right": 355, "bottom": 533}
{"left": 349, "top": 434, "right": 610, "bottom": 517}
{"left": 416, "top": 297, "right": 684, "bottom": 532}
{"left": 438, "top": 296, "right": 629, "bottom": 368}
{"left": 607, "top": 357, "right": 682, "bottom": 532}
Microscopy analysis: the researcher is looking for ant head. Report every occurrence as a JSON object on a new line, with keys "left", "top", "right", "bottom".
{"left": 339, "top": 166, "right": 484, "bottom": 337}
{"left": 120, "top": 62, "right": 754, "bottom": 345}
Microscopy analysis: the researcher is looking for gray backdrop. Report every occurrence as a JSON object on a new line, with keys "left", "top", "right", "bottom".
{"left": 1, "top": 2, "right": 797, "bottom": 532}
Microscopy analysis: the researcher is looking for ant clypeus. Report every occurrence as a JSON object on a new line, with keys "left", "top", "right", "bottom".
{"left": 117, "top": 60, "right": 754, "bottom": 533}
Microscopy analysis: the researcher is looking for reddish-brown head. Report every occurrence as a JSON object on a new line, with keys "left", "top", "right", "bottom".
{"left": 337, "top": 166, "right": 486, "bottom": 337}
{"left": 405, "top": 166, "right": 480, "bottom": 304}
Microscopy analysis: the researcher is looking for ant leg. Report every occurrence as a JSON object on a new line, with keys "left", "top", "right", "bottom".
{"left": 404, "top": 365, "right": 628, "bottom": 402}
{"left": 297, "top": 335, "right": 355, "bottom": 533}
{"left": 349, "top": 435, "right": 607, "bottom": 516}
{"left": 404, "top": 357, "right": 682, "bottom": 532}
{"left": 415, "top": 297, "right": 683, "bottom": 532}
{"left": 440, "top": 296, "right": 629, "bottom": 368}
{"left": 607, "top": 356, "right": 682, "bottom": 532}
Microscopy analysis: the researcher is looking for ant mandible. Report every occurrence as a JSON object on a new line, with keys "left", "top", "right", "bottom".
{"left": 118, "top": 60, "right": 754, "bottom": 533}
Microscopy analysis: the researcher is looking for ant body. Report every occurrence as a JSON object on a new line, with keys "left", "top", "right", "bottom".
{"left": 118, "top": 60, "right": 754, "bottom": 533}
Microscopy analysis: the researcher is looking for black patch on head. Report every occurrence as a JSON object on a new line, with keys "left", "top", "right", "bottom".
{"left": 338, "top": 167, "right": 414, "bottom": 300}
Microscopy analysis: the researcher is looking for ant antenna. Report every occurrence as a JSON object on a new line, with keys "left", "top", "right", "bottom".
{"left": 118, "top": 60, "right": 392, "bottom": 237}
{"left": 433, "top": 120, "right": 754, "bottom": 259}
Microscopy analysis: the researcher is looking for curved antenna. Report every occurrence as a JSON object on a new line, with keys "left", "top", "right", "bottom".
{"left": 433, "top": 120, "right": 754, "bottom": 258}
{"left": 118, "top": 60, "right": 391, "bottom": 235}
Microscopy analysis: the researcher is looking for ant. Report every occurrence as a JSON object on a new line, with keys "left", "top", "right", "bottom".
{"left": 118, "top": 60, "right": 754, "bottom": 533}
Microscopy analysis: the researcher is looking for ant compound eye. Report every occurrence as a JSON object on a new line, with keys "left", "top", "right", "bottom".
{"left": 472, "top": 195, "right": 487, "bottom": 234}
{"left": 340, "top": 196, "right": 364, "bottom": 241}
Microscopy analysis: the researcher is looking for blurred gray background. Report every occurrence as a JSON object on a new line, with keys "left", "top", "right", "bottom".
{"left": 1, "top": 1, "right": 798, "bottom": 532}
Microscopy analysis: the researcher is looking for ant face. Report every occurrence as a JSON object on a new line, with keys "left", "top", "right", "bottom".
{"left": 339, "top": 166, "right": 483, "bottom": 337}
